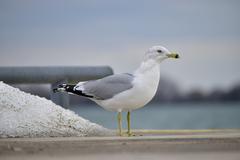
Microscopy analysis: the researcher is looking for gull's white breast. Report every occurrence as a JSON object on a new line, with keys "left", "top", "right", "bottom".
{"left": 94, "top": 65, "right": 160, "bottom": 112}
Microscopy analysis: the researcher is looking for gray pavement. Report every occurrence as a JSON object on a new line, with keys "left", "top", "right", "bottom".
{"left": 1, "top": 129, "right": 240, "bottom": 160}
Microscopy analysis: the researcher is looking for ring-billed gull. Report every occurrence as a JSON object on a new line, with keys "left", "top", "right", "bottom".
{"left": 53, "top": 45, "right": 179, "bottom": 136}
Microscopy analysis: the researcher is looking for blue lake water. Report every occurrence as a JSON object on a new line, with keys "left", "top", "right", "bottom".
{"left": 70, "top": 102, "right": 240, "bottom": 130}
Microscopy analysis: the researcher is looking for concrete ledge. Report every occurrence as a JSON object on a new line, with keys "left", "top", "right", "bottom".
{"left": 1, "top": 129, "right": 240, "bottom": 160}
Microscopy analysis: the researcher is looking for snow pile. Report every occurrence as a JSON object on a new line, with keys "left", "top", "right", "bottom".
{"left": 0, "top": 82, "right": 112, "bottom": 138}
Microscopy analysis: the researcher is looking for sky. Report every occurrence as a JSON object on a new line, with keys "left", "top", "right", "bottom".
{"left": 0, "top": 0, "right": 240, "bottom": 92}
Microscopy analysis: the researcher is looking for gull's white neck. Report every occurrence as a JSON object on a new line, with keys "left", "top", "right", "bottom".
{"left": 134, "top": 59, "right": 160, "bottom": 76}
{"left": 134, "top": 59, "right": 160, "bottom": 94}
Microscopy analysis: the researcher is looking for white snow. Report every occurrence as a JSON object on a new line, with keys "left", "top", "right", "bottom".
{"left": 0, "top": 82, "right": 112, "bottom": 138}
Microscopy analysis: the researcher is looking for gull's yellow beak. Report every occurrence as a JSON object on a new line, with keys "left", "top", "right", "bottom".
{"left": 167, "top": 52, "right": 179, "bottom": 59}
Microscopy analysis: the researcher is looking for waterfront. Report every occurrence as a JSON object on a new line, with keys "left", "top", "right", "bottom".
{"left": 70, "top": 102, "right": 240, "bottom": 130}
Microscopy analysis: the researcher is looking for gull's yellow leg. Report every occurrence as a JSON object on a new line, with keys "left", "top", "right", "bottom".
{"left": 127, "top": 111, "right": 132, "bottom": 136}
{"left": 117, "top": 111, "right": 122, "bottom": 136}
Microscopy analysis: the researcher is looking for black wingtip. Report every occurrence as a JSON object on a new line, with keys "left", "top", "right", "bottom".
{"left": 53, "top": 88, "right": 58, "bottom": 93}
{"left": 58, "top": 84, "right": 66, "bottom": 88}
{"left": 52, "top": 84, "right": 67, "bottom": 93}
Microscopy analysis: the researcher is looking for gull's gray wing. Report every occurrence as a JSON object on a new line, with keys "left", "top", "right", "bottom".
{"left": 75, "top": 73, "right": 134, "bottom": 100}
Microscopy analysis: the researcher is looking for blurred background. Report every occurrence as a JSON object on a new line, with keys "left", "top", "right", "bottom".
{"left": 1, "top": 0, "right": 240, "bottom": 129}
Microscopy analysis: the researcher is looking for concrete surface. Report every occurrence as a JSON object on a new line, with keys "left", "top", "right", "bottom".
{"left": 1, "top": 129, "right": 240, "bottom": 160}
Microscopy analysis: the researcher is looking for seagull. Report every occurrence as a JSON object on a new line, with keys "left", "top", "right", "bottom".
{"left": 53, "top": 45, "right": 179, "bottom": 136}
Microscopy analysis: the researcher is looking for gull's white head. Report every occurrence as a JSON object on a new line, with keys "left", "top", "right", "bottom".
{"left": 145, "top": 45, "right": 179, "bottom": 63}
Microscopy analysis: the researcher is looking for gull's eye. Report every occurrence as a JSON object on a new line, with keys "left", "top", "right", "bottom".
{"left": 157, "top": 50, "right": 162, "bottom": 53}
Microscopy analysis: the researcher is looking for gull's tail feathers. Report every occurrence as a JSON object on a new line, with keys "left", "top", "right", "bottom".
{"left": 53, "top": 84, "right": 70, "bottom": 93}
{"left": 53, "top": 83, "right": 94, "bottom": 98}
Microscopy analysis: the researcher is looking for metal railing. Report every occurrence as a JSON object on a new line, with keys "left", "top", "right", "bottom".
{"left": 0, "top": 66, "right": 113, "bottom": 108}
